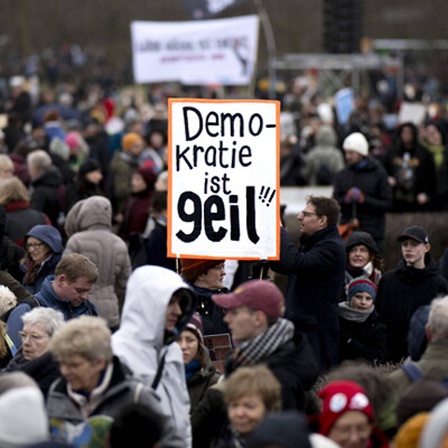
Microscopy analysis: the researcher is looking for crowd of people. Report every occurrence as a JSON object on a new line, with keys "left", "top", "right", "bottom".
{"left": 1, "top": 72, "right": 448, "bottom": 448}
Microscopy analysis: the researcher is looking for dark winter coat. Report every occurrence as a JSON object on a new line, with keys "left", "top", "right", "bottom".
{"left": 3, "top": 349, "right": 60, "bottom": 399}
{"left": 30, "top": 165, "right": 64, "bottom": 226}
{"left": 270, "top": 226, "right": 346, "bottom": 372}
{"left": 333, "top": 157, "right": 393, "bottom": 247}
{"left": 338, "top": 309, "right": 387, "bottom": 364}
{"left": 376, "top": 254, "right": 448, "bottom": 362}
{"left": 188, "top": 361, "right": 221, "bottom": 416}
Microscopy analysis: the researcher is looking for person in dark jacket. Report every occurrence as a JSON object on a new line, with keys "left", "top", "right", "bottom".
{"left": 0, "top": 205, "right": 26, "bottom": 281}
{"left": 3, "top": 307, "right": 65, "bottom": 399}
{"left": 338, "top": 277, "right": 387, "bottom": 364}
{"left": 376, "top": 225, "right": 448, "bottom": 362}
{"left": 192, "top": 280, "right": 319, "bottom": 448}
{"left": 269, "top": 195, "right": 346, "bottom": 372}
{"left": 383, "top": 121, "right": 437, "bottom": 212}
{"left": 341, "top": 231, "right": 384, "bottom": 301}
{"left": 178, "top": 312, "right": 221, "bottom": 418}
{"left": 27, "top": 149, "right": 64, "bottom": 227}
{"left": 333, "top": 131, "right": 393, "bottom": 250}
{"left": 180, "top": 258, "right": 230, "bottom": 336}
{"left": 0, "top": 176, "right": 50, "bottom": 249}
{"left": 20, "top": 224, "right": 63, "bottom": 295}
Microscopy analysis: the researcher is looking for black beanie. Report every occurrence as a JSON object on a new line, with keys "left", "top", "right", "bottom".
{"left": 79, "top": 159, "right": 101, "bottom": 178}
{"left": 345, "top": 231, "right": 379, "bottom": 255}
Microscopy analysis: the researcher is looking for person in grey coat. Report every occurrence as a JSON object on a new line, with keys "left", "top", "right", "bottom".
{"left": 63, "top": 195, "right": 131, "bottom": 331}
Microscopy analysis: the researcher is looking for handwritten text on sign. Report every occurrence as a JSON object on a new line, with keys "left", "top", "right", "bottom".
{"left": 168, "top": 99, "right": 280, "bottom": 260}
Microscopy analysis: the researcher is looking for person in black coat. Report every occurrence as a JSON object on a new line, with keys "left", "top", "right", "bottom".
{"left": 333, "top": 131, "right": 393, "bottom": 250}
{"left": 269, "top": 195, "right": 346, "bottom": 373}
{"left": 376, "top": 225, "right": 448, "bottom": 363}
{"left": 338, "top": 277, "right": 387, "bottom": 364}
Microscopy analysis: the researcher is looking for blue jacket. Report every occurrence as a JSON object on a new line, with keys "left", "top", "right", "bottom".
{"left": 35, "top": 275, "right": 98, "bottom": 320}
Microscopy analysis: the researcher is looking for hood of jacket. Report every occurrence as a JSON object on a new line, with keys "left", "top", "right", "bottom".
{"left": 64, "top": 195, "right": 112, "bottom": 237}
{"left": 26, "top": 224, "right": 63, "bottom": 254}
{"left": 315, "top": 125, "right": 337, "bottom": 147}
{"left": 112, "top": 266, "right": 197, "bottom": 373}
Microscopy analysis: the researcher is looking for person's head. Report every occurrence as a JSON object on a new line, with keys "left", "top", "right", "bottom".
{"left": 212, "top": 279, "right": 285, "bottom": 343}
{"left": 122, "top": 132, "right": 144, "bottom": 157}
{"left": 78, "top": 159, "right": 103, "bottom": 185}
{"left": 426, "top": 295, "right": 448, "bottom": 342}
{"left": 108, "top": 402, "right": 162, "bottom": 448}
{"left": 246, "top": 411, "right": 312, "bottom": 448}
{"left": 346, "top": 277, "right": 377, "bottom": 311}
{"left": 0, "top": 176, "right": 30, "bottom": 205}
{"left": 343, "top": 132, "right": 369, "bottom": 165}
{"left": 27, "top": 149, "right": 52, "bottom": 181}
{"left": 25, "top": 224, "right": 63, "bottom": 264}
{"left": 318, "top": 380, "right": 374, "bottom": 448}
{"left": 345, "top": 231, "right": 381, "bottom": 271}
{"left": 0, "top": 154, "right": 14, "bottom": 180}
{"left": 393, "top": 412, "right": 430, "bottom": 448}
{"left": 419, "top": 397, "right": 448, "bottom": 448}
{"left": 178, "top": 312, "right": 207, "bottom": 366}
{"left": 164, "top": 288, "right": 195, "bottom": 337}
{"left": 0, "top": 371, "right": 39, "bottom": 394}
{"left": 297, "top": 195, "right": 340, "bottom": 237}
{"left": 0, "top": 285, "right": 17, "bottom": 318}
{"left": 50, "top": 316, "right": 113, "bottom": 393}
{"left": 53, "top": 253, "right": 99, "bottom": 307}
{"left": 20, "top": 307, "right": 65, "bottom": 361}
{"left": 397, "top": 225, "right": 430, "bottom": 269}
{"left": 224, "top": 365, "right": 282, "bottom": 437}
{"left": 150, "top": 190, "right": 167, "bottom": 215}
{"left": 131, "top": 166, "right": 156, "bottom": 194}
{"left": 155, "top": 170, "right": 168, "bottom": 191}
{"left": 181, "top": 258, "right": 226, "bottom": 290}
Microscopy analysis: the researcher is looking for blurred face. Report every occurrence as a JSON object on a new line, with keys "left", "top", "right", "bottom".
{"left": 0, "top": 166, "right": 13, "bottom": 179}
{"left": 19, "top": 322, "right": 51, "bottom": 360}
{"left": 131, "top": 172, "right": 147, "bottom": 193}
{"left": 178, "top": 331, "right": 199, "bottom": 364}
{"left": 297, "top": 203, "right": 326, "bottom": 236}
{"left": 224, "top": 306, "right": 259, "bottom": 343}
{"left": 165, "top": 292, "right": 183, "bottom": 331}
{"left": 344, "top": 150, "right": 363, "bottom": 166}
{"left": 328, "top": 411, "right": 372, "bottom": 448}
{"left": 401, "top": 239, "right": 429, "bottom": 268}
{"left": 196, "top": 263, "right": 225, "bottom": 289}
{"left": 228, "top": 394, "right": 266, "bottom": 436}
{"left": 26, "top": 237, "right": 51, "bottom": 264}
{"left": 130, "top": 140, "right": 144, "bottom": 157}
{"left": 348, "top": 245, "right": 371, "bottom": 269}
{"left": 400, "top": 126, "right": 414, "bottom": 145}
{"left": 56, "top": 275, "right": 94, "bottom": 307}
{"left": 58, "top": 354, "right": 106, "bottom": 392}
{"left": 85, "top": 169, "right": 103, "bottom": 185}
{"left": 349, "top": 292, "right": 374, "bottom": 311}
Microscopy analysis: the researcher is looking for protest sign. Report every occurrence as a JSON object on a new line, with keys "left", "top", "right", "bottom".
{"left": 168, "top": 98, "right": 280, "bottom": 260}
{"left": 131, "top": 15, "right": 259, "bottom": 85}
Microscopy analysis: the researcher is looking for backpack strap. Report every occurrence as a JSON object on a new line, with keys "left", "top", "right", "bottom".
{"left": 151, "top": 351, "right": 167, "bottom": 390}
{"left": 401, "top": 362, "right": 425, "bottom": 382}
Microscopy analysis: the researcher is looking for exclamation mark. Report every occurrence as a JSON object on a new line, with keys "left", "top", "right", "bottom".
{"left": 267, "top": 189, "right": 276, "bottom": 206}
{"left": 259, "top": 186, "right": 265, "bottom": 200}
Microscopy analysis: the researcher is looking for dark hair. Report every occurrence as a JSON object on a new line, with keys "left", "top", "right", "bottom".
{"left": 307, "top": 195, "right": 340, "bottom": 227}
{"left": 108, "top": 402, "right": 162, "bottom": 448}
{"left": 151, "top": 190, "right": 167, "bottom": 214}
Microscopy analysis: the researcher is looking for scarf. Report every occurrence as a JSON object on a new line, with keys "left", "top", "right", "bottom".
{"left": 228, "top": 318, "right": 295, "bottom": 371}
{"left": 185, "top": 359, "right": 201, "bottom": 380}
{"left": 338, "top": 301, "right": 373, "bottom": 323}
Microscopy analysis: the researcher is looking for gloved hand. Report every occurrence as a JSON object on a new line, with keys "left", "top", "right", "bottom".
{"left": 344, "top": 187, "right": 365, "bottom": 204}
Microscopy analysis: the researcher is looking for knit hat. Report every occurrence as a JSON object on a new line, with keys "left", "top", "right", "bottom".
{"left": 185, "top": 311, "right": 204, "bottom": 344}
{"left": 212, "top": 279, "right": 285, "bottom": 319}
{"left": 135, "top": 166, "right": 157, "bottom": 190}
{"left": 345, "top": 231, "right": 379, "bottom": 255}
{"left": 246, "top": 411, "right": 312, "bottom": 448}
{"left": 419, "top": 397, "right": 448, "bottom": 448}
{"left": 180, "top": 259, "right": 224, "bottom": 282}
{"left": 343, "top": 132, "right": 369, "bottom": 157}
{"left": 347, "top": 277, "right": 377, "bottom": 303}
{"left": 0, "top": 386, "right": 49, "bottom": 447}
{"left": 122, "top": 132, "right": 143, "bottom": 152}
{"left": 317, "top": 380, "right": 374, "bottom": 436}
{"left": 397, "top": 225, "right": 429, "bottom": 244}
{"left": 78, "top": 159, "right": 102, "bottom": 178}
{"left": 393, "top": 412, "right": 430, "bottom": 448}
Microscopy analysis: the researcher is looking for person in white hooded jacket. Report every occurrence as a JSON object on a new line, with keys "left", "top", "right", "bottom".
{"left": 112, "top": 265, "right": 197, "bottom": 448}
